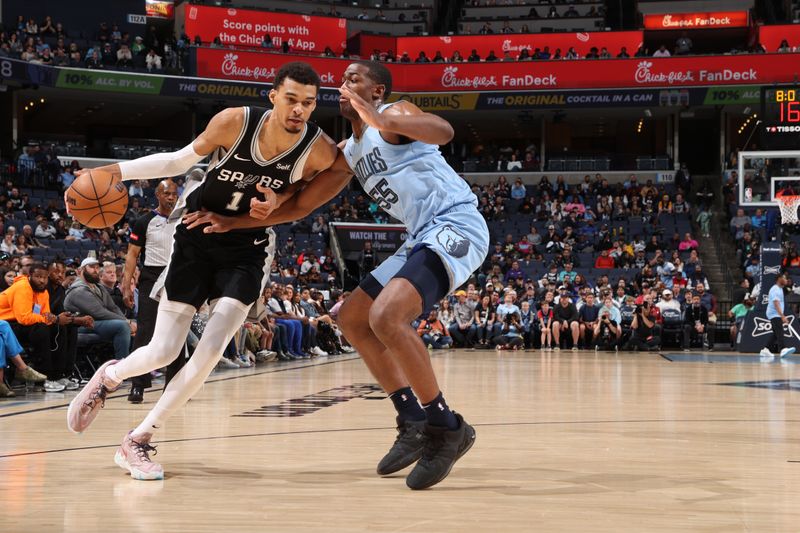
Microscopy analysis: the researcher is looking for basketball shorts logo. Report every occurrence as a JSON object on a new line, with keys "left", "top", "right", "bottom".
{"left": 436, "top": 225, "right": 470, "bottom": 258}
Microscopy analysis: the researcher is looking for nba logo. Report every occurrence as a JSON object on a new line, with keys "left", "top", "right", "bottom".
{"left": 745, "top": 187, "right": 752, "bottom": 203}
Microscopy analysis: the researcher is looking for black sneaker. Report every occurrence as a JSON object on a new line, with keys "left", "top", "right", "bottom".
{"left": 377, "top": 417, "right": 426, "bottom": 475}
{"left": 127, "top": 385, "right": 144, "bottom": 404}
{"left": 406, "top": 413, "right": 476, "bottom": 490}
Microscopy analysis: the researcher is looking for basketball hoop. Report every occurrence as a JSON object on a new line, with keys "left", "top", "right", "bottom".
{"left": 776, "top": 190, "right": 800, "bottom": 224}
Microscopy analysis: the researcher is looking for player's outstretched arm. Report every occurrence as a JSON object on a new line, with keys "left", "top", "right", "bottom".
{"left": 75, "top": 107, "right": 244, "bottom": 181}
{"left": 183, "top": 150, "right": 354, "bottom": 233}
{"left": 339, "top": 86, "right": 454, "bottom": 145}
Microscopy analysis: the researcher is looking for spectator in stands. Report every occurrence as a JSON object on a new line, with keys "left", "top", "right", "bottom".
{"left": 653, "top": 45, "right": 671, "bottom": 57}
{"left": 417, "top": 308, "right": 452, "bottom": 349}
{"left": 518, "top": 48, "right": 531, "bottom": 61}
{"left": 617, "top": 47, "right": 630, "bottom": 58}
{"left": 399, "top": 51, "right": 411, "bottom": 63}
{"left": 145, "top": 48, "right": 162, "bottom": 71}
{"left": 565, "top": 47, "right": 579, "bottom": 59}
{"left": 656, "top": 289, "right": 680, "bottom": 313}
{"left": 594, "top": 249, "right": 615, "bottom": 269}
{"left": 683, "top": 294, "right": 709, "bottom": 351}
{"left": 1, "top": 233, "right": 18, "bottom": 255}
{"left": 625, "top": 301, "right": 660, "bottom": 351}
{"left": 502, "top": 51, "right": 514, "bottom": 62}
{"left": 117, "top": 43, "right": 133, "bottom": 67}
{"left": 468, "top": 49, "right": 481, "bottom": 62}
{"left": 564, "top": 5, "right": 579, "bottom": 17}
{"left": 34, "top": 217, "right": 56, "bottom": 241}
{"left": 0, "top": 262, "right": 73, "bottom": 392}
{"left": 678, "top": 233, "right": 699, "bottom": 251}
{"left": 39, "top": 15, "right": 55, "bottom": 35}
{"left": 432, "top": 51, "right": 445, "bottom": 63}
{"left": 474, "top": 294, "right": 496, "bottom": 347}
{"left": 0, "top": 317, "right": 49, "bottom": 397}
{"left": 85, "top": 49, "right": 102, "bottom": 69}
{"left": 485, "top": 50, "right": 498, "bottom": 62}
{"left": 25, "top": 18, "right": 38, "bottom": 36}
{"left": 414, "top": 51, "right": 430, "bottom": 63}
{"left": 547, "top": 6, "right": 559, "bottom": 18}
{"left": 552, "top": 296, "right": 579, "bottom": 350}
{"left": 132, "top": 35, "right": 146, "bottom": 55}
{"left": 578, "top": 293, "right": 599, "bottom": 348}
{"left": 261, "top": 34, "right": 273, "bottom": 49}
{"left": 595, "top": 295, "right": 621, "bottom": 350}
{"left": 449, "top": 290, "right": 477, "bottom": 347}
{"left": 728, "top": 296, "right": 754, "bottom": 347}
{"left": 493, "top": 312, "right": 524, "bottom": 350}
{"left": 64, "top": 257, "right": 133, "bottom": 360}
{"left": 450, "top": 50, "right": 464, "bottom": 62}
{"left": 778, "top": 39, "right": 793, "bottom": 53}
{"left": 675, "top": 32, "right": 693, "bottom": 55}
{"left": 99, "top": 261, "right": 128, "bottom": 314}
{"left": 479, "top": 22, "right": 494, "bottom": 34}
{"left": 101, "top": 42, "right": 115, "bottom": 65}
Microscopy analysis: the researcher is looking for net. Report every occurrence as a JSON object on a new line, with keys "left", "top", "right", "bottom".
{"left": 776, "top": 191, "right": 800, "bottom": 224}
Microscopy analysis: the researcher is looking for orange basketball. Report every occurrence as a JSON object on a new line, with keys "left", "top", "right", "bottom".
{"left": 65, "top": 169, "right": 129, "bottom": 229}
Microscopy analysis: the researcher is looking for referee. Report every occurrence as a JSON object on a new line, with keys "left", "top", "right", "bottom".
{"left": 124, "top": 179, "right": 179, "bottom": 403}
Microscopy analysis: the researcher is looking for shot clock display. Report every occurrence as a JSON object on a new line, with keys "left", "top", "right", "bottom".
{"left": 761, "top": 85, "right": 800, "bottom": 149}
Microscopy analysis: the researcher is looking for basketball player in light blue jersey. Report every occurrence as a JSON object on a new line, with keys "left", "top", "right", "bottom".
{"left": 185, "top": 61, "right": 489, "bottom": 490}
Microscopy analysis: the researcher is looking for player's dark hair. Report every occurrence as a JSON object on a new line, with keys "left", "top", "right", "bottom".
{"left": 274, "top": 61, "right": 320, "bottom": 91}
{"left": 355, "top": 60, "right": 393, "bottom": 99}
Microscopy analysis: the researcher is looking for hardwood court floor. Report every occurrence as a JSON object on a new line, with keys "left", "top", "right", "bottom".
{"left": 2, "top": 349, "right": 800, "bottom": 532}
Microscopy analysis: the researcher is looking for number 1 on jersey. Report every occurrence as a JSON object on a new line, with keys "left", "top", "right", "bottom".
{"left": 226, "top": 191, "right": 244, "bottom": 211}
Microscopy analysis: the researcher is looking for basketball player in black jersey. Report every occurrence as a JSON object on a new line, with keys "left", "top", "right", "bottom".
{"left": 66, "top": 62, "right": 339, "bottom": 480}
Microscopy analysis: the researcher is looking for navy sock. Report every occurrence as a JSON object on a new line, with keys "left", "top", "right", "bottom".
{"left": 389, "top": 387, "right": 426, "bottom": 422}
{"left": 423, "top": 391, "right": 458, "bottom": 430}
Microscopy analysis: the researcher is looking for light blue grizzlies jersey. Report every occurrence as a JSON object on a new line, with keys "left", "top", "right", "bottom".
{"left": 342, "top": 103, "right": 488, "bottom": 293}
{"left": 342, "top": 104, "right": 478, "bottom": 238}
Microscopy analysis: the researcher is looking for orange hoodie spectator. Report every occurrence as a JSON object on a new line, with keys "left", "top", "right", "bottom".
{"left": 0, "top": 274, "right": 51, "bottom": 324}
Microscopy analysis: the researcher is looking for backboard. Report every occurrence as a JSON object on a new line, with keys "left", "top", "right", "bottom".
{"left": 737, "top": 150, "right": 800, "bottom": 207}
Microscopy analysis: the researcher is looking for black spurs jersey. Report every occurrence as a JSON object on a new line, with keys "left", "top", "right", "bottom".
{"left": 187, "top": 106, "right": 321, "bottom": 217}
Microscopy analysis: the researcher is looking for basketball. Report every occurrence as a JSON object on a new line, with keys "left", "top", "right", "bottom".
{"left": 65, "top": 169, "right": 129, "bottom": 229}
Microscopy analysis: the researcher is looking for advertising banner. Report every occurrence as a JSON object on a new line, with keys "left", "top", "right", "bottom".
{"left": 330, "top": 223, "right": 407, "bottom": 255}
{"left": 146, "top": 0, "right": 174, "bottom": 19}
{"left": 195, "top": 47, "right": 800, "bottom": 93}
{"left": 395, "top": 31, "right": 644, "bottom": 60}
{"left": 183, "top": 4, "right": 346, "bottom": 53}
{"left": 55, "top": 68, "right": 163, "bottom": 94}
{"left": 644, "top": 11, "right": 749, "bottom": 30}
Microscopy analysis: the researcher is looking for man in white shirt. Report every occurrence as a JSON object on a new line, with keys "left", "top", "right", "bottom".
{"left": 653, "top": 45, "right": 671, "bottom": 57}
{"left": 656, "top": 289, "right": 681, "bottom": 313}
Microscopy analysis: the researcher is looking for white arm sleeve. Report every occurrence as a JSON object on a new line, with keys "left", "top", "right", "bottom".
{"left": 118, "top": 143, "right": 207, "bottom": 181}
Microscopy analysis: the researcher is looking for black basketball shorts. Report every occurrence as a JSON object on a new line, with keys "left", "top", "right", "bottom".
{"left": 163, "top": 223, "right": 275, "bottom": 309}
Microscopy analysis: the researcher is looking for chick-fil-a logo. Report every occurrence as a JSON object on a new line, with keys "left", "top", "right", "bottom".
{"left": 634, "top": 60, "right": 694, "bottom": 84}
{"left": 441, "top": 66, "right": 498, "bottom": 89}
{"left": 221, "top": 53, "right": 275, "bottom": 80}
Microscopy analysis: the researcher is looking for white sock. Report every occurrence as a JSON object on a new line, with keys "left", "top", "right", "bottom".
{"left": 131, "top": 297, "right": 251, "bottom": 439}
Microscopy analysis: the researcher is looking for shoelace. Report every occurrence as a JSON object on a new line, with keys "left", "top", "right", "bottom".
{"left": 84, "top": 383, "right": 109, "bottom": 409}
{"left": 420, "top": 431, "right": 445, "bottom": 461}
{"left": 131, "top": 439, "right": 158, "bottom": 462}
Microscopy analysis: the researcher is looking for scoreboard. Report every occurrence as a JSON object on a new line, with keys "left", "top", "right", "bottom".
{"left": 761, "top": 85, "right": 800, "bottom": 149}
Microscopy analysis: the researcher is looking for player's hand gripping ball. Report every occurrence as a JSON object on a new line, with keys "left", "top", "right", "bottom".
{"left": 65, "top": 169, "right": 129, "bottom": 228}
